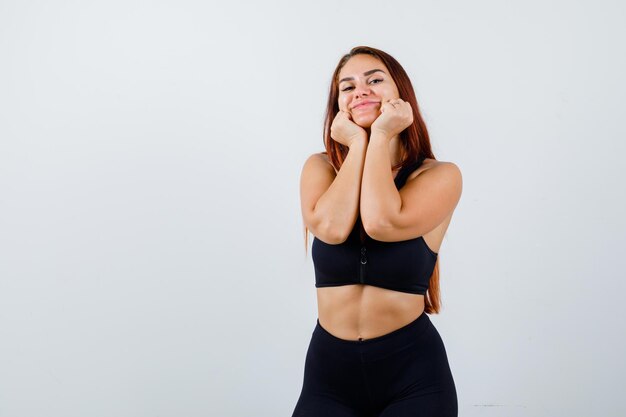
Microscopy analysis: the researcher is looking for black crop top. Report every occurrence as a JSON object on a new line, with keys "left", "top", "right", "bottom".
{"left": 312, "top": 156, "right": 437, "bottom": 295}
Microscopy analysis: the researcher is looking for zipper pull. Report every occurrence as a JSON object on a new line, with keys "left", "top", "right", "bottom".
{"left": 359, "top": 246, "right": 367, "bottom": 284}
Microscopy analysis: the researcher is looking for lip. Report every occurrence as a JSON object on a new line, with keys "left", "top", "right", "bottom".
{"left": 351, "top": 100, "right": 380, "bottom": 110}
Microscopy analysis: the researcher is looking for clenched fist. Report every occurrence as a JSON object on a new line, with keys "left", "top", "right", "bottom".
{"left": 370, "top": 98, "right": 414, "bottom": 139}
{"left": 330, "top": 110, "right": 367, "bottom": 148}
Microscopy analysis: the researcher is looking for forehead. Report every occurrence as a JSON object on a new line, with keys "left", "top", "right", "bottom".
{"left": 338, "top": 54, "right": 388, "bottom": 81}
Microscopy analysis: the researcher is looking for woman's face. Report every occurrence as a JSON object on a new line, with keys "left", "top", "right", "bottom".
{"left": 337, "top": 54, "right": 400, "bottom": 128}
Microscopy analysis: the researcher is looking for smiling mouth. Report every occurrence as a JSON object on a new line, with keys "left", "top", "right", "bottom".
{"left": 353, "top": 102, "right": 379, "bottom": 110}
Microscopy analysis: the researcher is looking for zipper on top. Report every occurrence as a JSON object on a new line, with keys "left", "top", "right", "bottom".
{"left": 359, "top": 246, "right": 367, "bottom": 284}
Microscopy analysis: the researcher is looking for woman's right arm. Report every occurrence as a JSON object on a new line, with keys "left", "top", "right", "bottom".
{"left": 300, "top": 139, "right": 367, "bottom": 244}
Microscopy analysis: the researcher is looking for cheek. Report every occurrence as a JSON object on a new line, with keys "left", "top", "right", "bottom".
{"left": 380, "top": 84, "right": 399, "bottom": 99}
{"left": 338, "top": 97, "right": 349, "bottom": 111}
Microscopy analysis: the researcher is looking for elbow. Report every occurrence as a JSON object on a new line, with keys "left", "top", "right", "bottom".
{"left": 309, "top": 219, "right": 350, "bottom": 244}
{"left": 304, "top": 209, "right": 351, "bottom": 244}
{"left": 317, "top": 221, "right": 350, "bottom": 244}
{"left": 362, "top": 218, "right": 393, "bottom": 242}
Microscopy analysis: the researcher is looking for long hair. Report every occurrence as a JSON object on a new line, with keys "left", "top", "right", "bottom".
{"left": 303, "top": 46, "right": 442, "bottom": 314}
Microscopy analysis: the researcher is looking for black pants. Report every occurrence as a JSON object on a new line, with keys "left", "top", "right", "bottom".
{"left": 291, "top": 312, "right": 458, "bottom": 417}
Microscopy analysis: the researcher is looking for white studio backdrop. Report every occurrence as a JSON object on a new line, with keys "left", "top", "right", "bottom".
{"left": 1, "top": 1, "right": 625, "bottom": 416}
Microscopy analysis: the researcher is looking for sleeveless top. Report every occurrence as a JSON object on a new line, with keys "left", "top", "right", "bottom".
{"left": 311, "top": 156, "right": 437, "bottom": 295}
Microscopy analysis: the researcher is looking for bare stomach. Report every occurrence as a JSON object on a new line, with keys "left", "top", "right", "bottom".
{"left": 316, "top": 284, "right": 425, "bottom": 341}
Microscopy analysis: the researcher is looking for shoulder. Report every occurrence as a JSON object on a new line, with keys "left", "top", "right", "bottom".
{"left": 413, "top": 158, "right": 461, "bottom": 176}
{"left": 407, "top": 158, "right": 463, "bottom": 189}
{"left": 303, "top": 152, "right": 337, "bottom": 175}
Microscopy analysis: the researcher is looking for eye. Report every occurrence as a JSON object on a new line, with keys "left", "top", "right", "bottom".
{"left": 341, "top": 86, "right": 354, "bottom": 92}
{"left": 370, "top": 78, "right": 383, "bottom": 84}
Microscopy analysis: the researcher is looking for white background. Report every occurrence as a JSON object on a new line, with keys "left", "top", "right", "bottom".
{"left": 1, "top": 1, "right": 625, "bottom": 416}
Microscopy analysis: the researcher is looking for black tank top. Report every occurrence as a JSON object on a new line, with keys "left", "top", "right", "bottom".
{"left": 311, "top": 156, "right": 437, "bottom": 295}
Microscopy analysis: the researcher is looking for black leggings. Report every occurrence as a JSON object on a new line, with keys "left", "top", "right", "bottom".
{"left": 291, "top": 312, "right": 458, "bottom": 417}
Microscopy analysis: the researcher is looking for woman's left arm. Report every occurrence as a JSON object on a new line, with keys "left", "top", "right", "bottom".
{"left": 360, "top": 134, "right": 462, "bottom": 242}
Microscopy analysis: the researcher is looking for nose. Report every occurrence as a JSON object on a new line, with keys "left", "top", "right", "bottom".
{"left": 353, "top": 83, "right": 371, "bottom": 98}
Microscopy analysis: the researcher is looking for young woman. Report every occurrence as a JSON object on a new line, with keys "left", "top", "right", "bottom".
{"left": 292, "top": 46, "right": 463, "bottom": 417}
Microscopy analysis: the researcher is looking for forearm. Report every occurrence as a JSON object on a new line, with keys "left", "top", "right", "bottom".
{"left": 314, "top": 138, "right": 367, "bottom": 241}
{"left": 360, "top": 134, "right": 401, "bottom": 232}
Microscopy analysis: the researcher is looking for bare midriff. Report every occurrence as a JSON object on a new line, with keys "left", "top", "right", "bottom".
{"left": 316, "top": 284, "right": 425, "bottom": 341}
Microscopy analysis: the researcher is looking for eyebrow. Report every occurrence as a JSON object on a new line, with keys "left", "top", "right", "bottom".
{"left": 339, "top": 69, "right": 386, "bottom": 84}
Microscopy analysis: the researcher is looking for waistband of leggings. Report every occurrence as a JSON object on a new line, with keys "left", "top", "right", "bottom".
{"left": 314, "top": 312, "right": 431, "bottom": 350}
